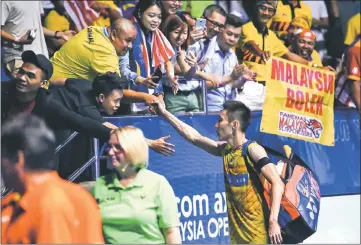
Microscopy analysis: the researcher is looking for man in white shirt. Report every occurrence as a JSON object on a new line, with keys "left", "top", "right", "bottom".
{"left": 303, "top": 0, "right": 329, "bottom": 61}
{"left": 196, "top": 14, "right": 244, "bottom": 112}
{"left": 1, "top": 1, "right": 72, "bottom": 78}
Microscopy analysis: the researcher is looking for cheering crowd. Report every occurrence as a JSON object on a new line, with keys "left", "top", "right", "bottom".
{"left": 1, "top": 0, "right": 360, "bottom": 244}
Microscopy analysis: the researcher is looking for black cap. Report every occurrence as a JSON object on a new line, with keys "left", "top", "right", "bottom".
{"left": 21, "top": 50, "right": 53, "bottom": 80}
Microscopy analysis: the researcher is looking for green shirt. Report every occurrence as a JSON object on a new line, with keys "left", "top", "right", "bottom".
{"left": 91, "top": 169, "right": 180, "bottom": 244}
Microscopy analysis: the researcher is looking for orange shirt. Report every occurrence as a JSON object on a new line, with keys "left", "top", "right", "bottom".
{"left": 1, "top": 171, "right": 104, "bottom": 244}
{"left": 345, "top": 40, "right": 361, "bottom": 81}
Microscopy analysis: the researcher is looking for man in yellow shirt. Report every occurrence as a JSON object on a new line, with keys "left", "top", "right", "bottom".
{"left": 51, "top": 18, "right": 136, "bottom": 84}
{"left": 235, "top": 0, "right": 310, "bottom": 111}
{"left": 290, "top": 29, "right": 323, "bottom": 67}
{"left": 344, "top": 13, "right": 360, "bottom": 46}
{"left": 269, "top": 0, "right": 312, "bottom": 42}
{"left": 153, "top": 100, "right": 285, "bottom": 244}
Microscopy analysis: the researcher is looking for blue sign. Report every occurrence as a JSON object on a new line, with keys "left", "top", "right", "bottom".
{"left": 105, "top": 108, "right": 360, "bottom": 244}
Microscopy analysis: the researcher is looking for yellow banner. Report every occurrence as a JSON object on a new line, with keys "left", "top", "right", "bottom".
{"left": 261, "top": 57, "right": 335, "bottom": 146}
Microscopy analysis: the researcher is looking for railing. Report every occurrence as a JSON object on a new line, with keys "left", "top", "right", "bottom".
{"left": 1, "top": 133, "right": 103, "bottom": 199}
{"left": 0, "top": 82, "right": 211, "bottom": 199}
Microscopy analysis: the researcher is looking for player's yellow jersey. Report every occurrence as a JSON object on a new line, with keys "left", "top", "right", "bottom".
{"left": 222, "top": 142, "right": 268, "bottom": 244}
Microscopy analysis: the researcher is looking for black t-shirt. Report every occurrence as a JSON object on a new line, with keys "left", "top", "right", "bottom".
{"left": 49, "top": 78, "right": 105, "bottom": 123}
{"left": 1, "top": 80, "right": 111, "bottom": 142}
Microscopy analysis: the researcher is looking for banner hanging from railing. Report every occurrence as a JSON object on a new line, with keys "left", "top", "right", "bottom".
{"left": 261, "top": 57, "right": 336, "bottom": 146}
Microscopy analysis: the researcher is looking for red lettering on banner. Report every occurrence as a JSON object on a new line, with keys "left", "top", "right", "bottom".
{"left": 295, "top": 91, "right": 304, "bottom": 111}
{"left": 299, "top": 67, "right": 308, "bottom": 88}
{"left": 315, "top": 71, "right": 323, "bottom": 91}
{"left": 293, "top": 65, "right": 299, "bottom": 85}
{"left": 271, "top": 59, "right": 285, "bottom": 81}
{"left": 306, "top": 69, "right": 314, "bottom": 89}
{"left": 285, "top": 63, "right": 292, "bottom": 83}
{"left": 285, "top": 88, "right": 323, "bottom": 116}
{"left": 323, "top": 73, "right": 334, "bottom": 94}
{"left": 286, "top": 88, "right": 295, "bottom": 108}
{"left": 316, "top": 96, "right": 323, "bottom": 115}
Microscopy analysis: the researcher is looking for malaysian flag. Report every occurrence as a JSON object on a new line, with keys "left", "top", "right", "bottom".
{"left": 63, "top": 0, "right": 100, "bottom": 32}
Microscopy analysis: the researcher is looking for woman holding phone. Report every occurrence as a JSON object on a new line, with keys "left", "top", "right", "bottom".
{"left": 119, "top": 0, "right": 178, "bottom": 114}
{"left": 160, "top": 13, "right": 254, "bottom": 114}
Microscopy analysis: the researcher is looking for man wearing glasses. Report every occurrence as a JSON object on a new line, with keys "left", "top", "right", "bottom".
{"left": 188, "top": 4, "right": 227, "bottom": 48}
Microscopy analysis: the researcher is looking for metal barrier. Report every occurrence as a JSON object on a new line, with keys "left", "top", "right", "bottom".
{"left": 1, "top": 133, "right": 102, "bottom": 199}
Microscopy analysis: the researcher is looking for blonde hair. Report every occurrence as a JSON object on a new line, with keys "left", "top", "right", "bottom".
{"left": 111, "top": 126, "right": 149, "bottom": 169}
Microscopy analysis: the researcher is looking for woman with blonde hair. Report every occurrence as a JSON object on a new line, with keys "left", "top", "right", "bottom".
{"left": 91, "top": 126, "right": 181, "bottom": 244}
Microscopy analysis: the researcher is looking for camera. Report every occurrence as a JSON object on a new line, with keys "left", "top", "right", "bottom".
{"left": 28, "top": 29, "right": 37, "bottom": 41}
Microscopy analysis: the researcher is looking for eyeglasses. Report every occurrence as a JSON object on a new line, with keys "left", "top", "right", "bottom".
{"left": 258, "top": 5, "right": 276, "bottom": 15}
{"left": 203, "top": 16, "right": 225, "bottom": 31}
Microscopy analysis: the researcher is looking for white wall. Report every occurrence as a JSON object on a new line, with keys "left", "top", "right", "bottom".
{"left": 303, "top": 195, "right": 360, "bottom": 244}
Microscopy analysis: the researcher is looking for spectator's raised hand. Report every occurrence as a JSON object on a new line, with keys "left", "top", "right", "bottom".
{"left": 168, "top": 75, "right": 179, "bottom": 95}
{"left": 260, "top": 51, "right": 271, "bottom": 62}
{"left": 149, "top": 135, "right": 176, "bottom": 156}
{"left": 231, "top": 64, "right": 245, "bottom": 80}
{"left": 242, "top": 66, "right": 257, "bottom": 81}
{"left": 138, "top": 76, "right": 159, "bottom": 89}
{"left": 184, "top": 50, "right": 198, "bottom": 67}
{"left": 189, "top": 27, "right": 207, "bottom": 44}
{"left": 90, "top": 1, "right": 111, "bottom": 16}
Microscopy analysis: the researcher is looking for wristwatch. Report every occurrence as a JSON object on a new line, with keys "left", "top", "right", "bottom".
{"left": 153, "top": 92, "right": 164, "bottom": 97}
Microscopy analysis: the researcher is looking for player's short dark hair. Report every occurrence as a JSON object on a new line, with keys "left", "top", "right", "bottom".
{"left": 202, "top": 4, "right": 227, "bottom": 19}
{"left": 225, "top": 14, "right": 243, "bottom": 28}
{"left": 1, "top": 114, "right": 57, "bottom": 170}
{"left": 223, "top": 101, "right": 251, "bottom": 132}
{"left": 92, "top": 72, "right": 124, "bottom": 97}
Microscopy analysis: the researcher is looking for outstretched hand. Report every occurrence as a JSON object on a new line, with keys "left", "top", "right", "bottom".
{"left": 149, "top": 135, "right": 175, "bottom": 156}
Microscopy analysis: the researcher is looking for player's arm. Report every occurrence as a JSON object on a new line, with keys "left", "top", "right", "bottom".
{"left": 154, "top": 101, "right": 225, "bottom": 156}
{"left": 248, "top": 144, "right": 285, "bottom": 244}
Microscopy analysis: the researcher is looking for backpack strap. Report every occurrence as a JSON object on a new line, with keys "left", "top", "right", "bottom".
{"left": 241, "top": 141, "right": 271, "bottom": 228}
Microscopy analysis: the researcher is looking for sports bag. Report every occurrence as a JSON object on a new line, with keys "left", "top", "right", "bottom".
{"left": 242, "top": 141, "right": 321, "bottom": 243}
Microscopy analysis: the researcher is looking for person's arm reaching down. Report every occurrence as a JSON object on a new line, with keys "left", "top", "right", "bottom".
{"left": 46, "top": 98, "right": 111, "bottom": 141}
{"left": 122, "top": 89, "right": 159, "bottom": 106}
{"left": 103, "top": 122, "right": 175, "bottom": 156}
{"left": 153, "top": 101, "right": 225, "bottom": 156}
{"left": 248, "top": 144, "right": 285, "bottom": 244}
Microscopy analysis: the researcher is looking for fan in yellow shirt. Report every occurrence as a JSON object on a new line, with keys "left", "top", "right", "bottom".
{"left": 235, "top": 0, "right": 311, "bottom": 111}
{"left": 344, "top": 13, "right": 361, "bottom": 46}
{"left": 290, "top": 29, "right": 323, "bottom": 67}
{"left": 269, "top": 0, "right": 312, "bottom": 42}
{"left": 50, "top": 18, "right": 136, "bottom": 84}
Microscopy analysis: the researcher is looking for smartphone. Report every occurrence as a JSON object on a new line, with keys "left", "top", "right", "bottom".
{"left": 151, "top": 76, "right": 160, "bottom": 84}
{"left": 195, "top": 18, "right": 206, "bottom": 31}
{"left": 151, "top": 67, "right": 163, "bottom": 84}
{"left": 28, "top": 29, "right": 37, "bottom": 40}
